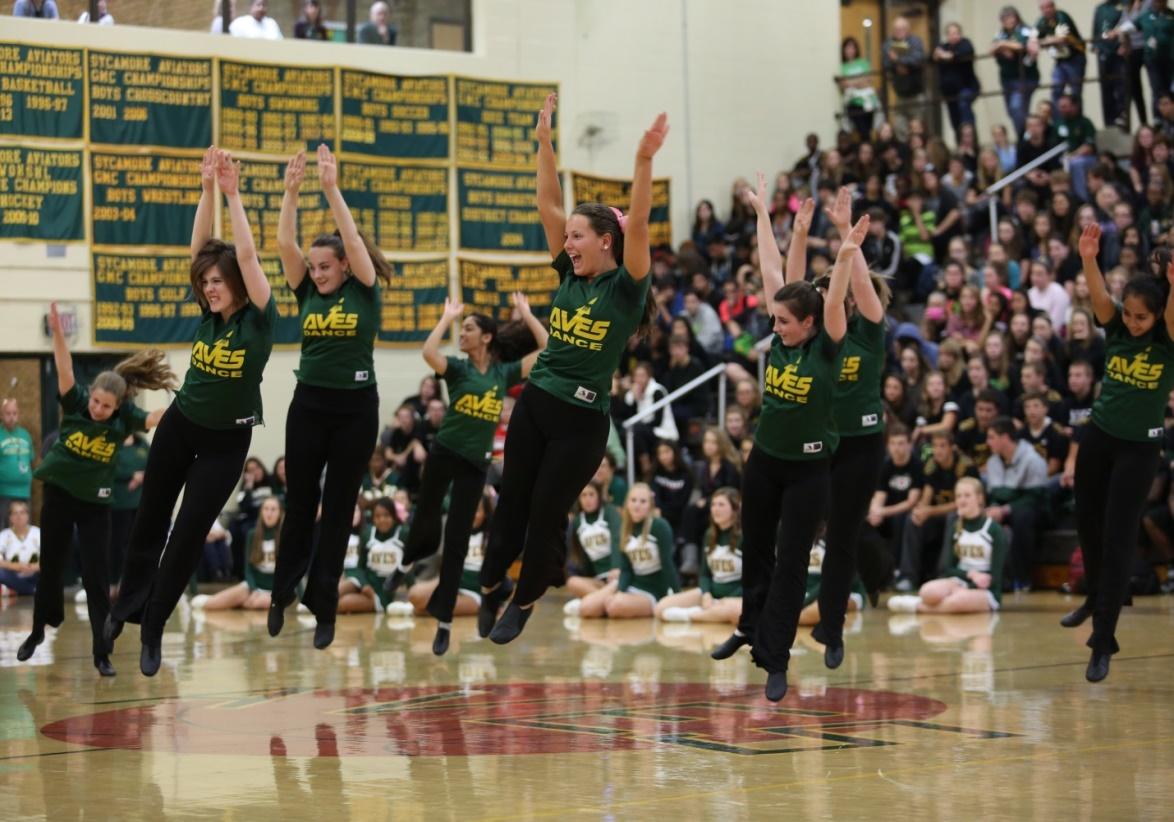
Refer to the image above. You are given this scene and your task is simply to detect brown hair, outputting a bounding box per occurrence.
[249,497,284,567]
[571,202,655,339]
[92,350,179,404]
[190,239,246,312]
[310,230,393,285]
[705,487,741,558]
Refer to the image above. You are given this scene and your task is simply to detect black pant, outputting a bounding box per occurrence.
[480,384,609,606]
[399,443,487,623]
[1147,59,1174,120]
[900,515,947,585]
[109,507,136,583]
[271,383,378,623]
[1127,49,1148,125]
[1006,502,1042,587]
[1074,423,1160,655]
[1099,53,1129,126]
[35,483,111,657]
[737,447,830,674]
[112,405,252,646]
[816,432,885,645]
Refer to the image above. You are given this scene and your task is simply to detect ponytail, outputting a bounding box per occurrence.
[93,349,178,404]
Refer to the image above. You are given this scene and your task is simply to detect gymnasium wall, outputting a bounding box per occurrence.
[0,0,841,463]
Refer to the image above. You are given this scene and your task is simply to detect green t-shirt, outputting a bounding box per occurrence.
[841,58,880,110]
[1056,115,1096,152]
[939,515,1008,604]
[700,527,742,599]
[528,251,650,413]
[293,276,378,390]
[34,384,148,504]
[437,356,523,467]
[755,327,841,460]
[574,505,622,578]
[111,434,150,510]
[1093,2,1126,58]
[1035,10,1085,59]
[176,297,277,430]
[1139,7,1174,63]
[243,525,278,591]
[616,516,679,599]
[1091,307,1174,442]
[833,315,885,437]
[0,425,33,499]
[994,25,1041,83]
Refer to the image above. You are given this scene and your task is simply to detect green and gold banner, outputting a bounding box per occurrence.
[340,159,448,252]
[458,258,559,321]
[0,42,84,140]
[571,172,673,248]
[89,51,212,149]
[379,258,450,345]
[455,78,556,169]
[219,61,335,154]
[0,145,83,242]
[90,150,200,247]
[340,71,449,160]
[457,167,544,252]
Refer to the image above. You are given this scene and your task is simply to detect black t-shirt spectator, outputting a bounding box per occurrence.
[935,37,980,95]
[663,356,709,419]
[879,456,924,508]
[1011,388,1067,422]
[652,466,693,537]
[1019,420,1070,468]
[954,417,993,469]
[1059,393,1095,441]
[922,451,981,508]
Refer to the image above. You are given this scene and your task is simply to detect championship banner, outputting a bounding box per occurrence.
[571,172,673,247]
[458,258,558,321]
[455,78,557,169]
[340,159,448,252]
[378,258,450,345]
[457,167,544,252]
[219,60,335,154]
[0,145,83,242]
[0,42,84,140]
[88,51,213,149]
[237,157,331,254]
[340,70,448,160]
[92,250,201,344]
[90,150,200,247]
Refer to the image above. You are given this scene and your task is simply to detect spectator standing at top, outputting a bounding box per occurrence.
[1118,1,1154,126]
[992,5,1042,137]
[1137,0,1174,121]
[1056,93,1100,200]
[294,0,329,40]
[0,400,33,525]
[230,0,282,39]
[1034,1,1087,108]
[12,0,58,17]
[358,1,397,46]
[78,0,113,24]
[1092,1,1130,128]
[933,22,982,138]
[839,37,882,140]
[210,0,235,33]
[882,16,929,140]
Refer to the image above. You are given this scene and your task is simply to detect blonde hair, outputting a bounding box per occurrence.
[619,482,654,550]
[952,477,986,540]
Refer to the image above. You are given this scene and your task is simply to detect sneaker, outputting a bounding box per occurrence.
[886,594,922,613]
[894,577,914,593]
[190,594,210,610]
[296,602,310,614]
[660,606,693,623]
[385,601,414,616]
[562,599,582,616]
[74,589,88,604]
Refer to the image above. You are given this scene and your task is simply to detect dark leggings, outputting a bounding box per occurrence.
[816,431,886,645]
[35,483,111,657]
[112,405,251,646]
[738,447,830,674]
[1074,423,1160,655]
[480,384,609,607]
[271,383,379,623]
[399,443,487,623]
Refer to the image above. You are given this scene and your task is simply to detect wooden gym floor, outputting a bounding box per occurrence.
[0,591,1172,820]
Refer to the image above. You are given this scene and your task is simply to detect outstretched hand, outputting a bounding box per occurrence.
[48,301,61,335]
[829,186,853,232]
[285,150,306,194]
[636,112,669,160]
[1167,259,1174,291]
[534,93,556,144]
[843,214,870,248]
[200,145,217,190]
[215,149,240,196]
[513,290,533,317]
[442,297,464,322]
[745,171,768,212]
[317,143,338,191]
[793,197,816,234]
[1077,223,1101,258]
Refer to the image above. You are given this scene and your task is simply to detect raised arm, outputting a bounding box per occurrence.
[624,112,669,281]
[825,216,869,343]
[827,186,884,322]
[787,198,816,286]
[48,302,74,396]
[217,150,271,309]
[514,291,549,379]
[534,94,565,259]
[277,150,308,290]
[422,298,462,376]
[318,144,376,287]
[1164,260,1174,340]
[191,145,217,261]
[745,172,784,310]
[1077,224,1115,325]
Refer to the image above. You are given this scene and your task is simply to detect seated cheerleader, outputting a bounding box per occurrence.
[574,483,679,619]
[888,477,1007,614]
[407,490,495,624]
[338,497,408,614]
[799,532,865,626]
[655,487,743,625]
[0,501,40,596]
[564,480,622,599]
[191,496,282,611]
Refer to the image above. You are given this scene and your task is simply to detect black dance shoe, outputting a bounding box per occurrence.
[313,620,335,650]
[94,655,116,677]
[140,642,162,677]
[432,625,450,656]
[477,578,513,638]
[267,599,286,638]
[103,614,124,647]
[1086,651,1111,683]
[710,632,750,660]
[824,643,845,670]
[16,626,44,662]
[489,601,533,645]
[765,671,789,702]
[1060,603,1093,628]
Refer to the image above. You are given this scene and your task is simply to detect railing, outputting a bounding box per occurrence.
[620,363,728,487]
[980,141,1070,239]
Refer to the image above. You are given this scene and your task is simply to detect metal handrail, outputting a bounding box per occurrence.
[621,362,728,487]
[980,141,1069,239]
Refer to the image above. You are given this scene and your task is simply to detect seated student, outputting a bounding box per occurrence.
[865,424,923,568]
[359,448,396,519]
[1011,362,1066,422]
[593,453,628,507]
[342,497,408,614]
[955,389,1002,470]
[1058,359,1096,437]
[1019,392,1070,477]
[983,416,1048,592]
[897,431,980,590]
[565,481,622,598]
[799,531,866,626]
[407,492,495,627]
[192,497,282,611]
[656,488,742,625]
[337,504,371,610]
[0,500,39,596]
[571,484,678,619]
[888,477,1007,613]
